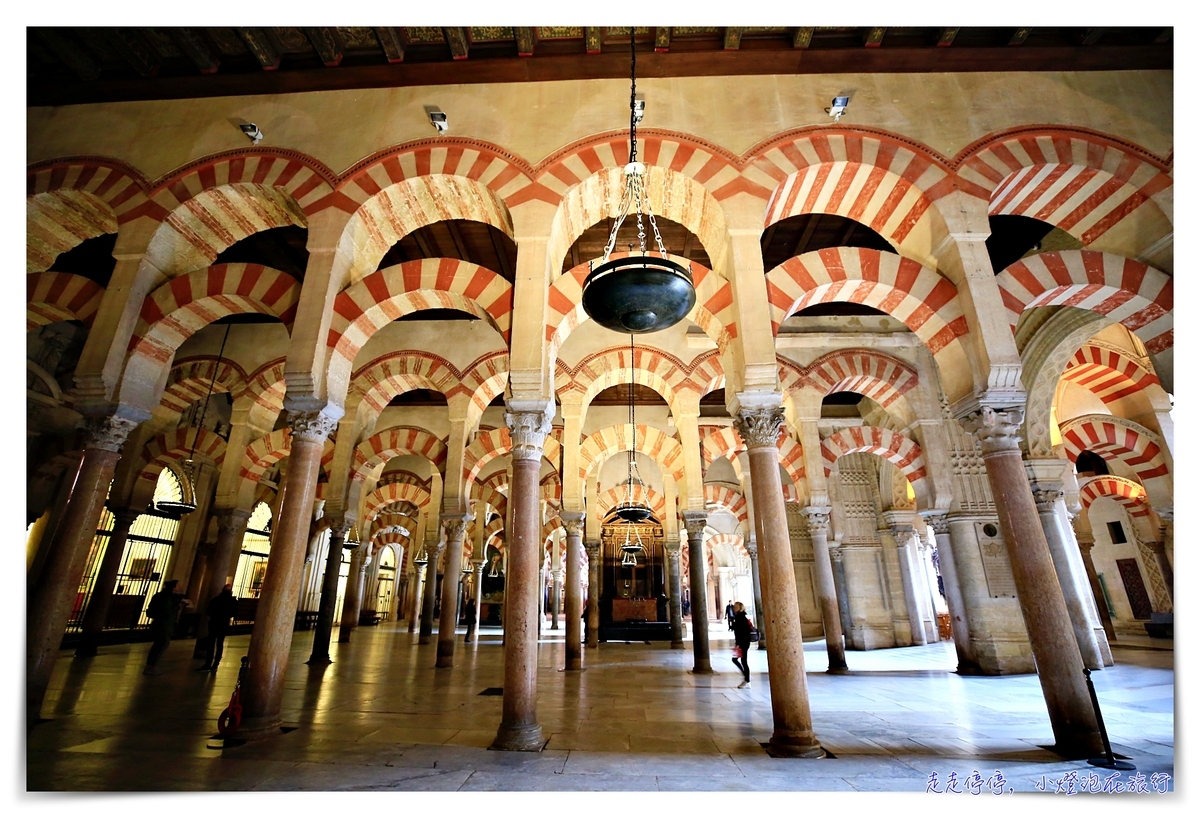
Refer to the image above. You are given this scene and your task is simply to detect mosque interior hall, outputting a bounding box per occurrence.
[25,25,1174,793]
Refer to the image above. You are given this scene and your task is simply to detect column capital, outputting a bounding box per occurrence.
[215,507,252,530]
[287,409,339,444]
[744,538,758,558]
[583,541,602,560]
[83,415,139,453]
[961,407,1024,455]
[882,510,915,541]
[1155,505,1174,523]
[1031,487,1063,514]
[560,510,586,536]
[473,558,487,571]
[680,510,709,533]
[921,512,950,536]
[829,545,843,564]
[550,568,563,581]
[732,405,786,450]
[800,506,831,535]
[107,506,142,528]
[326,517,351,538]
[504,409,553,462]
[440,512,474,542]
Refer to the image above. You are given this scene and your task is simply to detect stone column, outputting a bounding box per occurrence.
[238,410,336,738]
[74,507,140,658]
[734,404,824,758]
[584,541,601,649]
[419,539,445,645]
[561,512,585,669]
[408,564,425,633]
[963,407,1102,758]
[437,513,473,667]
[490,409,551,752]
[28,415,138,727]
[886,516,928,646]
[829,546,853,646]
[680,510,713,674]
[473,559,486,625]
[307,521,347,664]
[923,513,979,672]
[550,567,562,630]
[745,539,767,647]
[338,545,368,642]
[1031,486,1105,671]
[1075,533,1116,642]
[663,536,685,649]
[801,507,847,672]
[196,509,251,646]
[1147,535,1173,602]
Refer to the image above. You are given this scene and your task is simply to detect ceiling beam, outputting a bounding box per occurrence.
[111,29,160,77]
[584,27,602,54]
[654,28,671,53]
[937,28,959,47]
[305,28,344,67]
[443,28,470,60]
[487,228,514,280]
[411,229,437,260]
[792,28,814,49]
[515,27,537,56]
[723,28,742,50]
[375,27,405,63]
[793,215,822,259]
[444,220,471,260]
[864,28,887,48]
[1009,28,1032,45]
[1080,28,1105,46]
[172,28,220,74]
[236,28,281,70]
[34,29,99,81]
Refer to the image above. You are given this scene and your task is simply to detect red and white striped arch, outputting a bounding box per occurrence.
[131,427,227,507]
[350,350,459,419]
[958,128,1173,255]
[700,425,746,469]
[336,174,515,289]
[364,481,432,521]
[485,516,506,550]
[545,257,736,362]
[239,359,287,427]
[1059,414,1169,482]
[475,484,508,521]
[1078,475,1151,519]
[598,486,667,522]
[457,353,509,429]
[352,426,448,481]
[579,424,685,484]
[239,429,293,485]
[704,484,748,525]
[561,344,692,416]
[160,357,248,417]
[777,436,807,488]
[462,427,563,488]
[1064,344,1161,405]
[27,272,105,331]
[326,258,513,397]
[802,348,920,409]
[683,350,726,397]
[707,532,750,560]
[998,251,1172,355]
[541,472,562,508]
[821,426,928,488]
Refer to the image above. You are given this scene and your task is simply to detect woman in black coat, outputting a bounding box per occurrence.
[730,602,754,688]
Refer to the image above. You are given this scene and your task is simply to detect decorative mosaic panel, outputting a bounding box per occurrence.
[536,27,583,39]
[404,27,446,44]
[143,29,182,58]
[672,27,720,35]
[469,27,514,42]
[605,27,653,36]
[273,27,312,53]
[207,28,248,56]
[743,27,790,34]
[337,27,380,50]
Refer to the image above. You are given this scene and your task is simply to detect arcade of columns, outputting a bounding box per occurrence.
[26,72,1173,760]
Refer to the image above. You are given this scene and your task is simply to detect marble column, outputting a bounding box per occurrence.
[963,407,1102,758]
[887,517,928,646]
[408,564,425,633]
[734,404,824,758]
[584,541,601,649]
[680,510,713,674]
[28,462,80,593]
[1075,533,1116,642]
[28,415,138,727]
[419,539,445,645]
[195,509,251,647]
[663,536,685,649]
[490,409,550,752]
[923,513,979,672]
[550,568,562,630]
[238,410,337,738]
[829,546,853,646]
[74,507,140,658]
[307,522,347,664]
[473,559,486,625]
[338,545,368,642]
[437,513,473,667]
[562,512,585,669]
[745,539,767,649]
[801,507,847,672]
[1031,487,1105,671]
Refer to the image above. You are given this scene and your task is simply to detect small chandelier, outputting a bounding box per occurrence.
[580,31,696,335]
[614,335,654,524]
[414,548,429,567]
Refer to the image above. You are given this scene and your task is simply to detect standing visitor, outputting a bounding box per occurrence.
[725,601,735,630]
[730,602,754,689]
[198,583,238,672]
[464,597,478,643]
[143,579,185,675]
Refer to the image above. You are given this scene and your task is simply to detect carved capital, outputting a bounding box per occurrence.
[287,410,338,444]
[961,407,1024,455]
[473,559,487,572]
[923,513,950,536]
[663,538,683,558]
[83,415,139,453]
[215,507,252,533]
[1155,505,1174,523]
[733,406,786,449]
[561,510,586,537]
[680,510,709,535]
[505,410,552,462]
[744,538,758,558]
[325,516,351,539]
[584,542,602,560]
[829,545,843,564]
[440,512,474,542]
[1031,487,1063,514]
[801,506,831,535]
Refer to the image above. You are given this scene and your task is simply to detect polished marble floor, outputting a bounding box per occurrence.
[27,621,1174,792]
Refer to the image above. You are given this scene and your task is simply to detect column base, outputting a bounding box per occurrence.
[689,667,714,675]
[232,714,285,742]
[670,640,684,649]
[767,732,827,759]
[565,658,582,671]
[489,722,545,752]
[305,656,332,666]
[435,647,455,668]
[1046,733,1106,761]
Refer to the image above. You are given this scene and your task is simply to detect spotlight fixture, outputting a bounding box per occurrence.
[425,106,448,134]
[825,95,851,122]
[580,32,696,335]
[239,122,263,144]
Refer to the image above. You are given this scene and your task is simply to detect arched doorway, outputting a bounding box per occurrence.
[598,510,668,640]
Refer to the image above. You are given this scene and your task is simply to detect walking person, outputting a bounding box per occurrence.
[725,601,735,631]
[198,583,238,672]
[730,602,754,689]
[143,579,186,675]
[464,597,477,643]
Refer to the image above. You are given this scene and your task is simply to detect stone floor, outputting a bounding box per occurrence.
[26,621,1175,793]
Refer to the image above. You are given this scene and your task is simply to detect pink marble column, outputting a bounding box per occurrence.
[922,513,980,673]
[338,545,368,643]
[418,539,444,645]
[964,407,1102,758]
[308,521,347,664]
[562,512,585,669]
[490,409,550,751]
[28,415,138,728]
[745,538,767,649]
[237,410,337,738]
[408,564,425,633]
[584,541,601,649]
[734,404,824,758]
[801,508,847,672]
[437,513,473,667]
[74,507,140,658]
[680,511,713,673]
[663,537,685,649]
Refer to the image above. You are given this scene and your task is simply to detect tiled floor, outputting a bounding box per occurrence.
[27,621,1175,792]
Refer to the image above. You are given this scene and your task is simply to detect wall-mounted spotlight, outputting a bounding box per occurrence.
[825,95,851,122]
[239,122,263,144]
[425,106,448,134]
